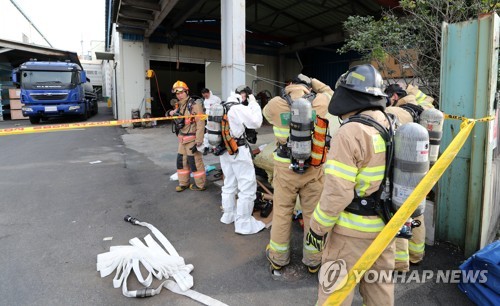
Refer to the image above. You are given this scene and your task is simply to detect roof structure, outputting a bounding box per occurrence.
[0,38,81,69]
[106,0,399,54]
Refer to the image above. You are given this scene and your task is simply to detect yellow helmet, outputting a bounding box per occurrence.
[171,80,189,93]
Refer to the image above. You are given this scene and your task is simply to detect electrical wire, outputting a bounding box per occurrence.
[153,72,168,113]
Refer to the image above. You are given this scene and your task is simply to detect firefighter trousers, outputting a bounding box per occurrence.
[177,141,206,188]
[317,232,395,306]
[267,165,324,267]
[395,214,425,272]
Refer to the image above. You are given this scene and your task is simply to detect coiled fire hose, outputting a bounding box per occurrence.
[96,215,228,305]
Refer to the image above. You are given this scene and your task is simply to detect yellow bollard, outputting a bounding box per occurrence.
[107,98,111,108]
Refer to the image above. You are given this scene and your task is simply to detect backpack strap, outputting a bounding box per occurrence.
[342,112,395,223]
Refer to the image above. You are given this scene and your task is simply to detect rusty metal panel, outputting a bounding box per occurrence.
[438,13,499,257]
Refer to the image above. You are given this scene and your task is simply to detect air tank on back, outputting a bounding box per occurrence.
[419,108,444,166]
[290,97,313,172]
[207,103,224,146]
[290,97,313,160]
[392,122,430,217]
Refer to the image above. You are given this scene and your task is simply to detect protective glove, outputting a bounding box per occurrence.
[247,94,257,105]
[305,229,327,252]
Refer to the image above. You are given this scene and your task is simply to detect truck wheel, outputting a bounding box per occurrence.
[92,101,98,115]
[80,105,89,121]
[29,116,40,124]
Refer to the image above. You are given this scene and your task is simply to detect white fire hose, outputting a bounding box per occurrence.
[97,215,228,306]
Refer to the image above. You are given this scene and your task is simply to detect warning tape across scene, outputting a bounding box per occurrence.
[324,115,494,306]
[0,114,208,136]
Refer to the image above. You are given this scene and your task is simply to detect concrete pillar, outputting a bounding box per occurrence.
[221,0,246,100]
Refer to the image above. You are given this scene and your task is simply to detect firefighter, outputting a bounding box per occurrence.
[263,74,333,273]
[307,64,395,305]
[219,93,265,235]
[385,84,428,272]
[168,80,206,191]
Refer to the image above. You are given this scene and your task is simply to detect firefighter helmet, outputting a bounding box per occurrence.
[337,64,386,97]
[172,80,189,93]
[329,64,387,116]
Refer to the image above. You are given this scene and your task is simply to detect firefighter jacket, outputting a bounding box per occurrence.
[309,110,391,239]
[386,95,419,125]
[406,84,435,109]
[227,95,263,138]
[177,96,205,144]
[263,80,332,167]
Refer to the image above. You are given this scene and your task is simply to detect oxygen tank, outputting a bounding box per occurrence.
[419,108,444,166]
[392,123,430,217]
[290,97,313,165]
[207,103,224,146]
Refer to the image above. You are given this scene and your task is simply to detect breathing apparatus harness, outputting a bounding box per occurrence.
[278,92,330,174]
[171,96,200,136]
[341,111,420,239]
[211,101,248,156]
[399,103,424,123]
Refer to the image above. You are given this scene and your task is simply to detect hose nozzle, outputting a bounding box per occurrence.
[135,287,154,297]
[124,215,140,225]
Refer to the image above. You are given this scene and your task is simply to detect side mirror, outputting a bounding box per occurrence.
[11,69,18,84]
[80,71,86,83]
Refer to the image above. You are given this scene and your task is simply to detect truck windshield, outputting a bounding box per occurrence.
[21,71,77,89]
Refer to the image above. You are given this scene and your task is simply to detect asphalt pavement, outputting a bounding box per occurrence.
[0,102,475,306]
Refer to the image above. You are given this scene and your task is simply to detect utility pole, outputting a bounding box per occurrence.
[9,0,53,48]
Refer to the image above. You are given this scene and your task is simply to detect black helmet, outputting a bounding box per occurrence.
[235,85,252,95]
[337,64,387,97]
[384,84,407,98]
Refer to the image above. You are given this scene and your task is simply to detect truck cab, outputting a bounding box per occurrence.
[12,60,98,124]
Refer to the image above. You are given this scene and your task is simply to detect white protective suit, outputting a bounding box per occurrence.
[203,91,222,148]
[220,93,265,235]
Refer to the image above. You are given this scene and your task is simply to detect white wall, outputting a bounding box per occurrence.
[115,39,145,121]
[149,43,303,99]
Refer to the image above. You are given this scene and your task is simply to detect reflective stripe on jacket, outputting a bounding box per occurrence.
[309,110,390,239]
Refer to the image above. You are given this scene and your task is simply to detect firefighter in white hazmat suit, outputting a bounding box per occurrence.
[219,93,265,235]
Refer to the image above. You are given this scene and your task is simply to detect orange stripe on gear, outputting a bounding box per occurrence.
[177,169,190,175]
[193,170,205,178]
[310,115,329,166]
[221,114,238,155]
[182,135,196,142]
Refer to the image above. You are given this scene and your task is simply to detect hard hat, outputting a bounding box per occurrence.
[337,64,387,97]
[292,73,312,88]
[172,80,189,93]
[235,85,252,95]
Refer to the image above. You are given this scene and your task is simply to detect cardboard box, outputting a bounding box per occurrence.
[9,89,21,99]
[10,109,28,120]
[10,99,23,110]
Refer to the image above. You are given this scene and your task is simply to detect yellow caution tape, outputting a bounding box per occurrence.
[324,114,493,306]
[444,113,495,123]
[0,114,207,136]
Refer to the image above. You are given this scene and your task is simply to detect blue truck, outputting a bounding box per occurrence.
[12,60,98,124]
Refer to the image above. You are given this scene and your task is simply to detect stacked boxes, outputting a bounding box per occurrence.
[9,89,27,120]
